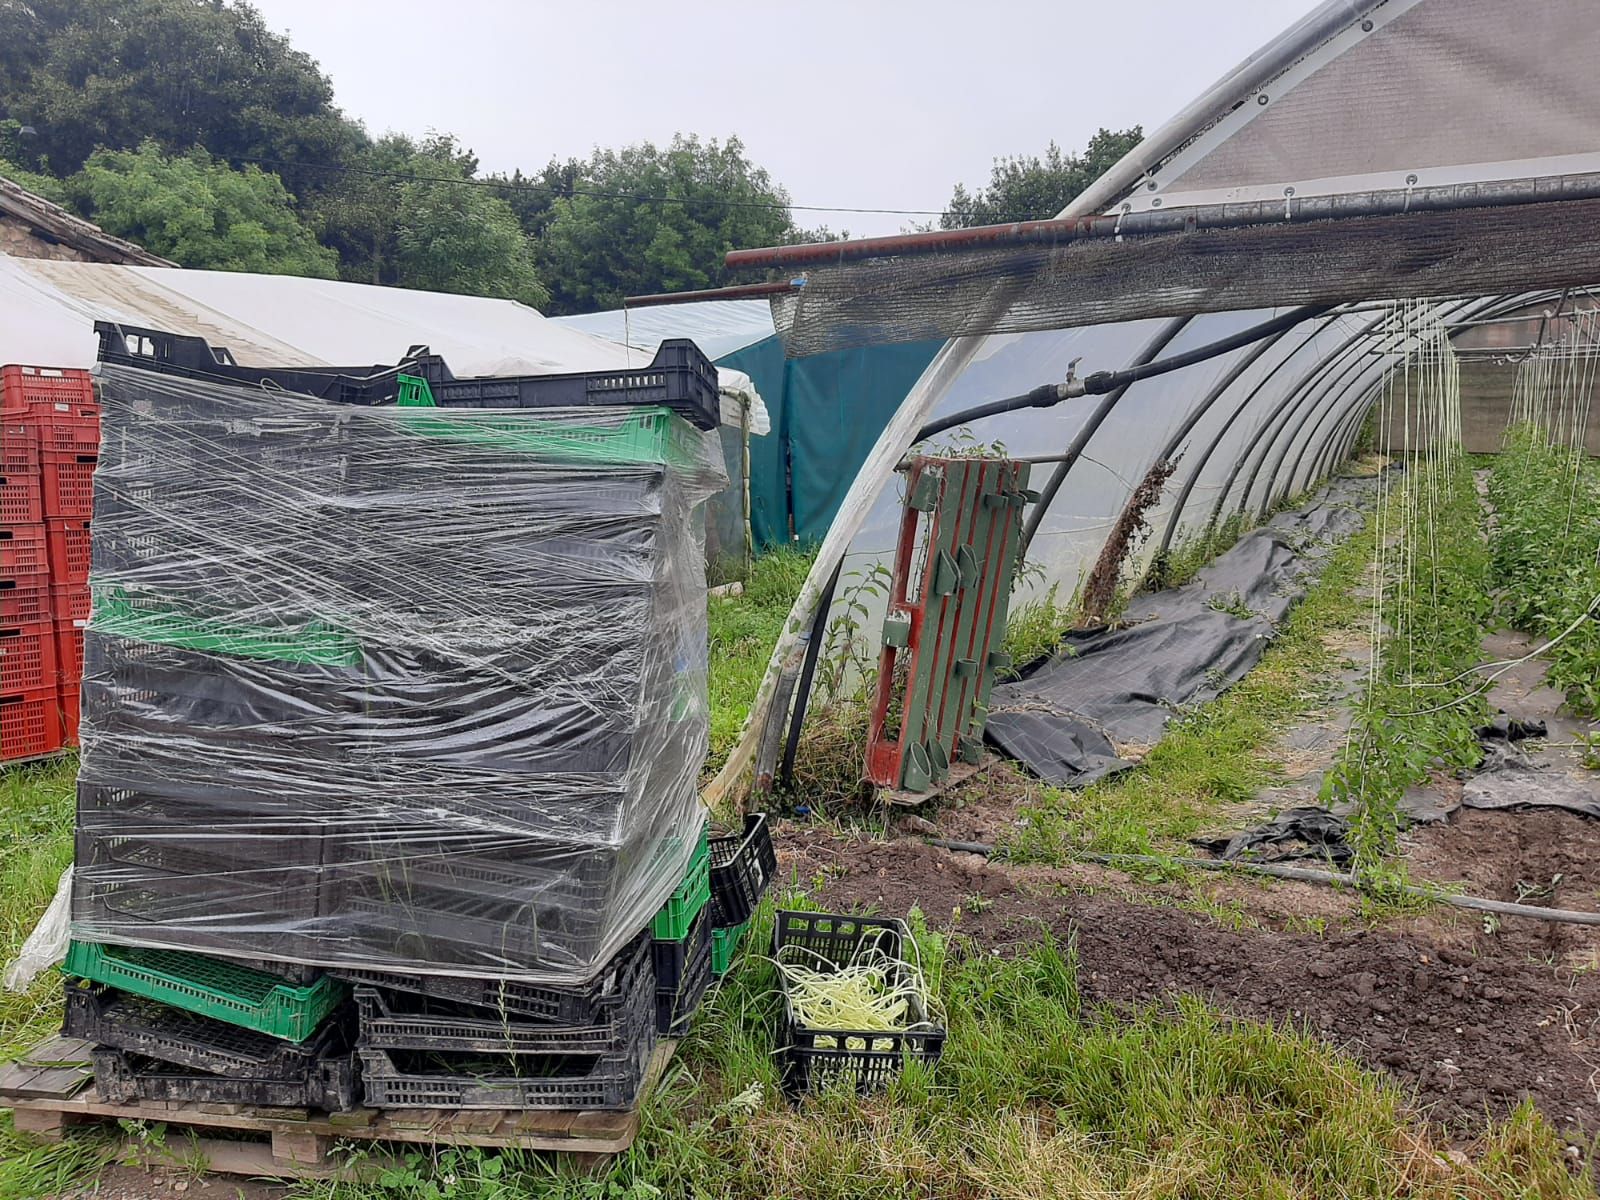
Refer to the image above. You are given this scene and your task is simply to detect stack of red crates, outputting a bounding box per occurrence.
[1,365,98,762]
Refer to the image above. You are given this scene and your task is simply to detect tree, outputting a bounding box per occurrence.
[393,162,546,308]
[940,128,1143,229]
[532,135,797,314]
[0,0,365,196]
[306,134,545,305]
[71,141,338,276]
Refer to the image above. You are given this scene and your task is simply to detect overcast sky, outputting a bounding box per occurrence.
[249,0,1324,237]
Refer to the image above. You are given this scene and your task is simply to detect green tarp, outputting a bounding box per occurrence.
[718,336,943,547]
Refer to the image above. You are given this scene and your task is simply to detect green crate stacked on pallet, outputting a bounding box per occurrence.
[62,941,345,1044]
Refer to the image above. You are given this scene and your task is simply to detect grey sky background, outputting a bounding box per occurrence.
[249,0,1324,238]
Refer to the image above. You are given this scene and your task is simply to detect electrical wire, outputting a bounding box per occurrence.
[233,155,956,219]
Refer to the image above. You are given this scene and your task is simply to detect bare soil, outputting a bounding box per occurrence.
[775,826,1600,1141]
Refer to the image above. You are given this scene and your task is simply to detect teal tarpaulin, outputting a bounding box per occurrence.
[718,336,943,547]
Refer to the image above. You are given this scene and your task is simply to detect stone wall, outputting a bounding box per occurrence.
[0,213,93,262]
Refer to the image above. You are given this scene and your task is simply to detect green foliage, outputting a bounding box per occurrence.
[283,912,1588,1199]
[706,548,817,772]
[392,154,547,308]
[0,0,361,194]
[940,128,1143,228]
[533,135,798,314]
[1487,426,1600,716]
[71,141,338,276]
[1325,458,1491,867]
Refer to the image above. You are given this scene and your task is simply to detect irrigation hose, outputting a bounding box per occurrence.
[922,839,1600,928]
[910,304,1333,447]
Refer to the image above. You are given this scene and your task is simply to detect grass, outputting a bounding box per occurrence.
[0,758,76,1063]
[267,903,1589,1199]
[705,547,816,771]
[1005,509,1377,861]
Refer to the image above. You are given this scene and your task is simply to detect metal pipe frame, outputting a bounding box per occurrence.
[1151,310,1346,558]
[1018,316,1190,554]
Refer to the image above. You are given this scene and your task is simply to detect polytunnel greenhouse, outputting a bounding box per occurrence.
[704,0,1600,800]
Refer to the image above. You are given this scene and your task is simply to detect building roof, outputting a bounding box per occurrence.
[0,174,173,267]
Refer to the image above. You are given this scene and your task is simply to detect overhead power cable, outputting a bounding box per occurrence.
[233,155,954,218]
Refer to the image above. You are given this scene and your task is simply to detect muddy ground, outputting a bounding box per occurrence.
[778,827,1600,1141]
[774,626,1600,1146]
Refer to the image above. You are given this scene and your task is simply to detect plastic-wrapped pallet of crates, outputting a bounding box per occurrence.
[70,359,726,985]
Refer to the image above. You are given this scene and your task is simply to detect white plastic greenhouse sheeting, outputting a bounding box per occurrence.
[704,0,1600,800]
[0,257,637,375]
[0,257,769,429]
[553,299,774,361]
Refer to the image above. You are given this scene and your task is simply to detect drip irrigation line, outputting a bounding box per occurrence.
[921,840,1600,927]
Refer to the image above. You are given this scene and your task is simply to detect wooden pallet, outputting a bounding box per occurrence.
[1,1035,674,1180]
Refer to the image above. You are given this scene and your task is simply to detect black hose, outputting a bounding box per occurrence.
[914,382,1065,444]
[1075,304,1334,397]
[913,304,1332,448]
[779,559,843,790]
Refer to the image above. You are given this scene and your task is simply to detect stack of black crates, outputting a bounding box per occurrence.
[61,325,772,1112]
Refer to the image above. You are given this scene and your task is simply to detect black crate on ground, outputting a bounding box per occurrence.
[331,931,651,1026]
[63,980,350,1084]
[709,813,776,929]
[654,906,713,1036]
[353,937,654,1057]
[356,1036,651,1111]
[772,910,946,1096]
[90,1047,356,1111]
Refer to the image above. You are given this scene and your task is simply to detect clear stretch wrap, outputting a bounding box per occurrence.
[69,363,725,983]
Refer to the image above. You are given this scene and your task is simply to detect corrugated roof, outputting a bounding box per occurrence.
[0,175,173,267]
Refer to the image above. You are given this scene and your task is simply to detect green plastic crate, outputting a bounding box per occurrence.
[398,406,702,469]
[90,587,360,667]
[62,942,345,1044]
[651,829,711,942]
[711,920,749,977]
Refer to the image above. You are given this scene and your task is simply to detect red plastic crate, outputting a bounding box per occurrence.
[54,618,84,683]
[44,518,91,584]
[0,686,65,760]
[51,583,90,624]
[0,621,58,692]
[28,415,99,456]
[0,366,95,416]
[41,449,97,518]
[1,522,49,579]
[2,424,42,524]
[60,682,80,745]
[0,580,50,625]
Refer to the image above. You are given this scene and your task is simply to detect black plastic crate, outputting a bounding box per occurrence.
[709,813,776,929]
[651,902,712,998]
[91,1046,356,1111]
[353,938,653,1056]
[772,910,946,1096]
[331,930,650,1026]
[356,1039,650,1111]
[95,322,423,406]
[654,907,713,1036]
[63,980,349,1082]
[423,341,719,430]
[95,322,721,429]
[322,834,617,973]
